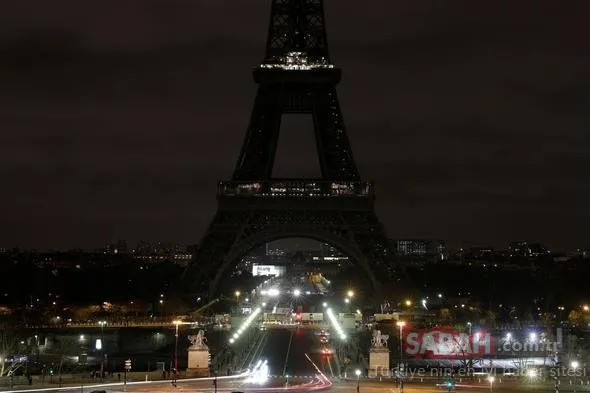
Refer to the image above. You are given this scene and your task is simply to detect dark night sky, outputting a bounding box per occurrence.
[1,0,589,250]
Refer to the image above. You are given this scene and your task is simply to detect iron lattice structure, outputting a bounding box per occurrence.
[183,0,398,296]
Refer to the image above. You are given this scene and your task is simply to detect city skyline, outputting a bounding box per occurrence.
[1,0,589,249]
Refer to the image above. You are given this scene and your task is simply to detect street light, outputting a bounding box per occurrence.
[355,369,361,393]
[396,321,406,365]
[487,376,495,392]
[347,290,354,298]
[571,361,579,393]
[98,321,106,381]
[173,320,182,373]
[235,291,241,303]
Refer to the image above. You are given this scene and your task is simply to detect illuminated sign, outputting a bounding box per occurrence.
[404,327,495,358]
[252,265,286,277]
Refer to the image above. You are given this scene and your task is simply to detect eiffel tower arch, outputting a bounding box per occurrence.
[183,0,398,296]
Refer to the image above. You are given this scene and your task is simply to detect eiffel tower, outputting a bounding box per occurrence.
[183,0,397,296]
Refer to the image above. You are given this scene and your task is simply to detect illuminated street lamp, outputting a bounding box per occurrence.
[583,305,589,312]
[529,332,537,343]
[98,320,106,381]
[173,320,182,374]
[355,369,361,393]
[487,376,495,392]
[404,300,412,307]
[572,361,580,393]
[293,289,301,297]
[396,321,406,364]
[347,290,354,298]
[235,291,241,303]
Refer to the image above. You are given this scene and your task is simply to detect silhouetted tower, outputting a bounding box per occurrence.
[183,0,398,296]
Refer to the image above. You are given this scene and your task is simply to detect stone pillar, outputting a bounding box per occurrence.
[186,331,210,377]
[187,348,210,377]
[368,330,390,378]
[368,347,390,378]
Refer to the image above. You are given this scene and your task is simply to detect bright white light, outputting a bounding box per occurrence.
[571,361,580,369]
[421,299,428,310]
[355,369,361,376]
[488,376,495,383]
[305,291,311,295]
[293,289,301,297]
[505,333,512,341]
[229,307,262,344]
[326,308,346,341]
[344,298,350,303]
[95,338,102,350]
[437,293,443,298]
[245,359,269,385]
[527,369,538,378]
[529,332,537,342]
[322,302,328,308]
[267,288,280,297]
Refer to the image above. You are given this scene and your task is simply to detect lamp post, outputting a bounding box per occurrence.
[235,291,241,303]
[396,321,406,365]
[98,321,106,381]
[173,320,182,373]
[355,369,361,393]
[571,361,579,393]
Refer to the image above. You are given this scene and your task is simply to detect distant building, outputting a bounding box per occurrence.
[508,241,549,258]
[508,241,529,257]
[396,239,447,261]
[132,241,192,266]
[103,240,128,254]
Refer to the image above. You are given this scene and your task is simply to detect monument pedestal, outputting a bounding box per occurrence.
[368,348,390,378]
[186,349,210,377]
